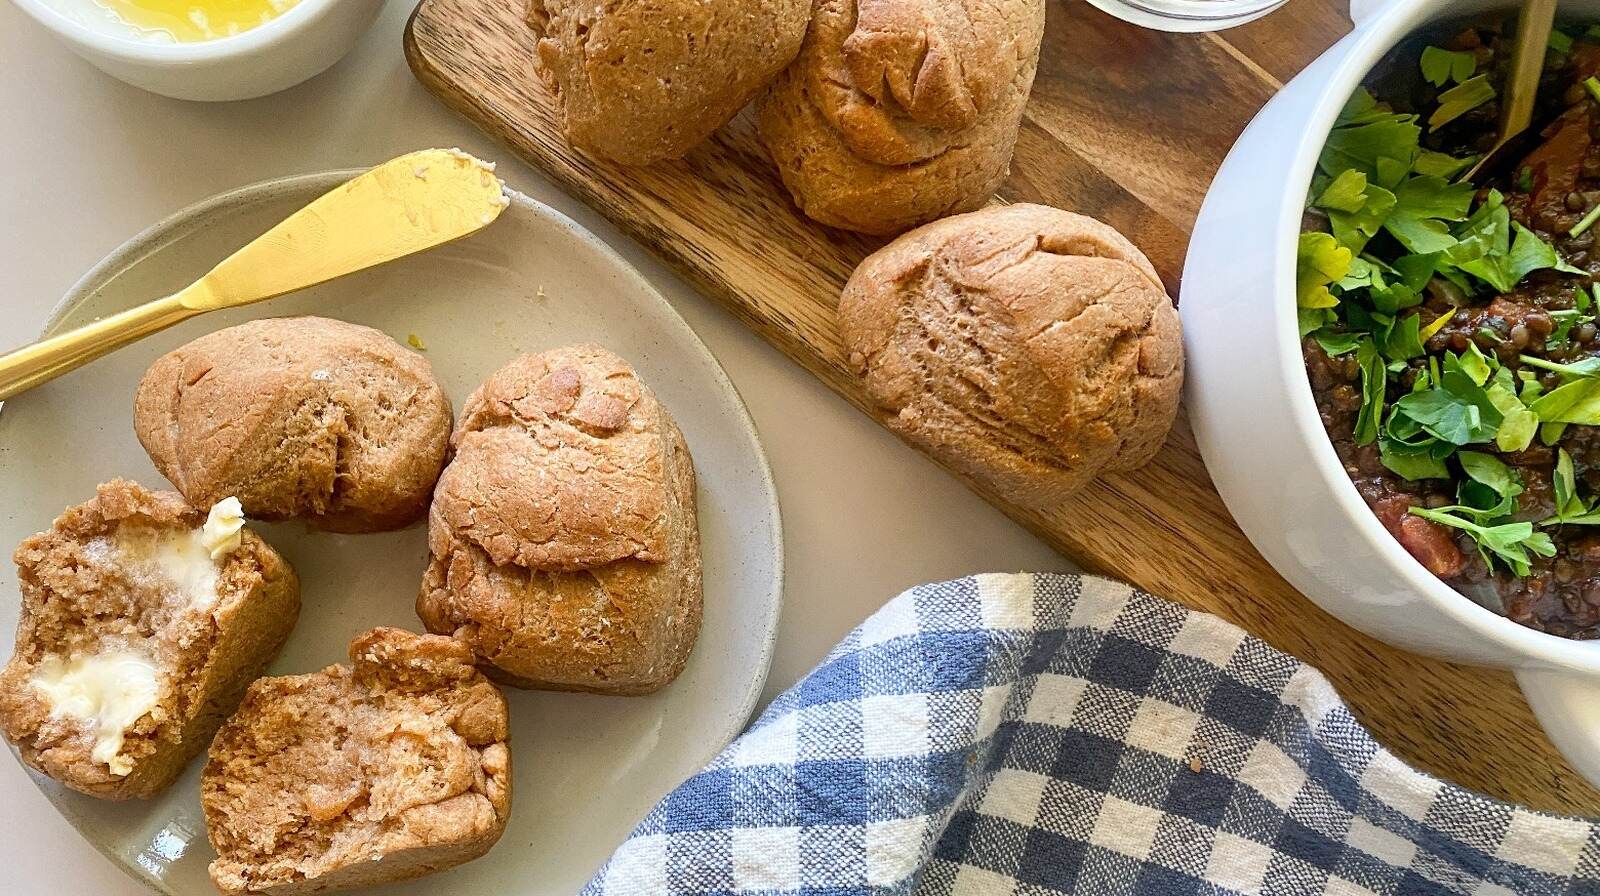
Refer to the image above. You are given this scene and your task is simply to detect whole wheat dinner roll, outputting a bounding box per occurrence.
[838,204,1184,507]
[755,0,1045,235]
[0,480,299,800]
[203,627,510,895]
[526,0,809,165]
[417,344,701,695]
[134,317,453,533]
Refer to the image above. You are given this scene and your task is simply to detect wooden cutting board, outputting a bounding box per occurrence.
[404,0,1600,813]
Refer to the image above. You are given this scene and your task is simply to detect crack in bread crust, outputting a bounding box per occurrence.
[203,628,511,896]
[0,480,300,800]
[133,316,453,534]
[838,204,1184,508]
[417,345,703,695]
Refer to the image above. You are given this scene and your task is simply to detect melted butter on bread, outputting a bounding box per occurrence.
[30,652,162,776]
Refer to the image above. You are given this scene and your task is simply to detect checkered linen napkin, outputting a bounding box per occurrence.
[581,573,1600,896]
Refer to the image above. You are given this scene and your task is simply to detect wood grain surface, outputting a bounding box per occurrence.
[404,0,1600,813]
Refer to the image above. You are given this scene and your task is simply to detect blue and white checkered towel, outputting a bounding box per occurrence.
[582,574,1600,895]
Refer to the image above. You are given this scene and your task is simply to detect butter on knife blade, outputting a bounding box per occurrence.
[178,148,510,312]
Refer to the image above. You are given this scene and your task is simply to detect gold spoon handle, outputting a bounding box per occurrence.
[0,296,194,401]
[1457,0,1559,184]
[1502,0,1559,140]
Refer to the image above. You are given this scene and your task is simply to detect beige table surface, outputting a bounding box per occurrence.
[0,1,1069,889]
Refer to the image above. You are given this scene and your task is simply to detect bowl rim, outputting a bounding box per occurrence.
[8,0,338,63]
[1279,0,1600,673]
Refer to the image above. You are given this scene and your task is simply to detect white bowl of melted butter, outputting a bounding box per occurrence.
[11,0,385,100]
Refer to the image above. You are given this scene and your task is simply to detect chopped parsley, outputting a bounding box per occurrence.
[1300,40,1600,577]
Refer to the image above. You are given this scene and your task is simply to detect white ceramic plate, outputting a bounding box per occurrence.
[0,171,784,894]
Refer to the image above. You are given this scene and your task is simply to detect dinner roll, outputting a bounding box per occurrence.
[527,0,809,165]
[204,628,510,895]
[134,317,453,533]
[0,480,299,800]
[755,0,1044,235]
[417,344,701,695]
[838,204,1184,507]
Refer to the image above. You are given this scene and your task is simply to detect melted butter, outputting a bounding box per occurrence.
[95,0,299,42]
[114,525,221,610]
[103,497,245,612]
[31,652,162,776]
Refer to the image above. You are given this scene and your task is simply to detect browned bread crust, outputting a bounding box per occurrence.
[755,0,1045,235]
[0,480,299,799]
[417,344,702,695]
[838,204,1184,507]
[203,628,511,896]
[133,316,453,533]
[527,0,809,165]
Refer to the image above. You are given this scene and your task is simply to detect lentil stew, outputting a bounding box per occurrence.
[1300,17,1600,639]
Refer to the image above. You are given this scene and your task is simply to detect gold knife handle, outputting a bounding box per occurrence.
[0,295,195,402]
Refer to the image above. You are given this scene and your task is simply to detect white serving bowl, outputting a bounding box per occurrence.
[8,0,385,101]
[1182,0,1600,788]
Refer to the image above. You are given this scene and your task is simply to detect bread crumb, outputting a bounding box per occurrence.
[1188,756,1203,773]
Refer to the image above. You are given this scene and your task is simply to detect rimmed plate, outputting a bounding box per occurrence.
[0,171,784,894]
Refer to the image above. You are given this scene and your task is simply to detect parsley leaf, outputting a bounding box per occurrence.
[1382,312,1426,360]
[1415,150,1473,179]
[1508,223,1584,281]
[1409,506,1555,575]
[1430,75,1496,130]
[1530,377,1600,424]
[1355,337,1386,445]
[1319,173,1398,253]
[1548,448,1590,522]
[1391,352,1504,444]
[1297,233,1351,309]
[1381,440,1451,480]
[1421,46,1477,87]
[1458,450,1523,501]
[1486,374,1538,453]
[1395,175,1476,221]
[1313,330,1361,356]
[1458,342,1493,386]
[1315,169,1370,212]
[1320,98,1423,181]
